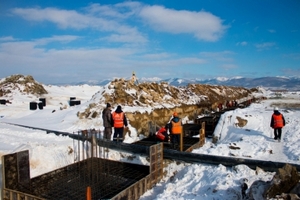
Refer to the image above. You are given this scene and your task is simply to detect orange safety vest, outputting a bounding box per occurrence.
[112,112,124,128]
[171,120,182,134]
[272,114,284,128]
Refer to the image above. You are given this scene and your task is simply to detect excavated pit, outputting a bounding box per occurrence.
[2,151,151,200]
[2,135,164,200]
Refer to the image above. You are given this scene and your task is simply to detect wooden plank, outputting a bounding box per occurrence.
[2,188,45,200]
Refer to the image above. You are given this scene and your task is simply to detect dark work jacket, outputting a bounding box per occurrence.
[102,107,112,128]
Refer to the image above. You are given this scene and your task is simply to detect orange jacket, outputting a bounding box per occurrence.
[112,112,124,128]
[171,120,182,134]
[271,113,284,128]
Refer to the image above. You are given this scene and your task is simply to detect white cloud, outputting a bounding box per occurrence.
[12,7,90,29]
[138,5,228,41]
[0,37,208,83]
[0,41,41,56]
[141,53,172,59]
[101,33,147,43]
[10,3,228,44]
[85,2,141,19]
[255,42,276,51]
[0,36,15,42]
[35,35,80,45]
[11,7,145,43]
[236,41,247,46]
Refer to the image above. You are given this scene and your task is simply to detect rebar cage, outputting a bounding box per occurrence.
[2,130,164,200]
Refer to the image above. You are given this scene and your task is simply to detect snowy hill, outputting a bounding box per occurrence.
[0,74,256,134]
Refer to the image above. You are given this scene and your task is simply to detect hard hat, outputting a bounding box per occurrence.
[274,107,279,111]
[173,112,178,117]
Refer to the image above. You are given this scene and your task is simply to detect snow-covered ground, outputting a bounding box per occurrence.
[1,86,300,199]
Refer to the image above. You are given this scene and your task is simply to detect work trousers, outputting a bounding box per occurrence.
[113,127,124,142]
[274,128,282,140]
[171,134,180,145]
[104,127,112,140]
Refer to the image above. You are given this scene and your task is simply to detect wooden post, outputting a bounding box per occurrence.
[180,129,183,151]
[199,122,206,147]
[86,186,91,200]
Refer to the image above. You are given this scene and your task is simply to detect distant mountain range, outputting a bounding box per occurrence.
[54,77,300,91]
[161,77,300,90]
[72,76,300,90]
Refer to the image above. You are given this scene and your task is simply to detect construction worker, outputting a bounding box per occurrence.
[155,125,170,142]
[102,103,113,140]
[168,112,182,149]
[270,107,285,142]
[112,105,128,142]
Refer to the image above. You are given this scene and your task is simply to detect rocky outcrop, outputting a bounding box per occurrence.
[247,164,300,199]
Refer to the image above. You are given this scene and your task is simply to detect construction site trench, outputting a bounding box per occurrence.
[2,98,300,199]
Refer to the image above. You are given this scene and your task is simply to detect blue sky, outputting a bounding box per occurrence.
[1,0,300,84]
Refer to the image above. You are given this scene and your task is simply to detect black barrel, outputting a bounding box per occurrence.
[70,100,76,106]
[70,100,81,106]
[0,99,6,105]
[29,102,37,110]
[38,102,43,110]
[70,97,76,106]
[39,98,46,107]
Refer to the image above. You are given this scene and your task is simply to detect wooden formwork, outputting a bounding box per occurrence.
[184,122,206,152]
[2,188,45,200]
[194,116,218,137]
[1,143,164,200]
[1,150,45,200]
[149,143,163,185]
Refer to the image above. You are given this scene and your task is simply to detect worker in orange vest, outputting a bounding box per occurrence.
[168,112,182,149]
[270,107,285,142]
[112,105,128,142]
[155,125,170,142]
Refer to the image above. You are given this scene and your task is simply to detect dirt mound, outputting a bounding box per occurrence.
[80,78,254,135]
[0,74,47,97]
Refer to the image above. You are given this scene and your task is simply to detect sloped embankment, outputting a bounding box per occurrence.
[81,79,253,135]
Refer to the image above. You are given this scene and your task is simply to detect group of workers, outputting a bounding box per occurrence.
[102,102,286,147]
[102,103,128,142]
[102,102,182,148]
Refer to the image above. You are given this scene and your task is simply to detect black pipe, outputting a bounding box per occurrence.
[94,139,300,172]
[4,122,300,172]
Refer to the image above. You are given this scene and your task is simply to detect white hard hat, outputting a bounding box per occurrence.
[274,107,279,111]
